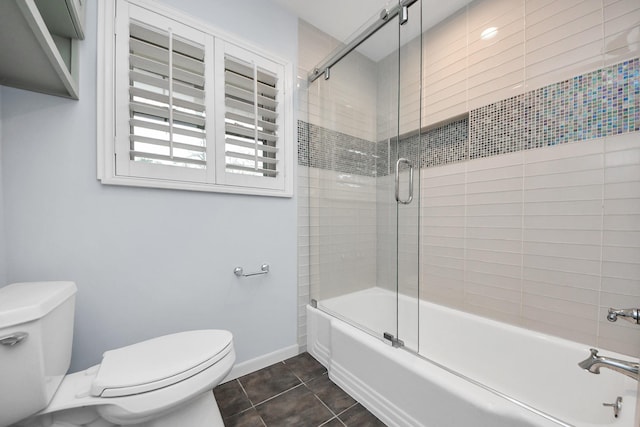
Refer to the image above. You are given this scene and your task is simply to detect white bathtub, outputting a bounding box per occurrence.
[307,287,638,427]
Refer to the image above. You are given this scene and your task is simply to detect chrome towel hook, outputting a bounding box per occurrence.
[234,264,269,277]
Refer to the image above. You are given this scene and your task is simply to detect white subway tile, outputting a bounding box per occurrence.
[525,0,591,29]
[466,202,523,216]
[466,214,522,228]
[604,0,640,64]
[526,254,601,277]
[523,228,602,245]
[526,138,603,159]
[423,225,466,238]
[466,259,522,278]
[597,321,640,357]
[604,198,640,215]
[601,276,640,297]
[603,245,640,264]
[524,169,604,189]
[602,260,640,281]
[467,225,522,240]
[525,200,602,216]
[467,237,522,252]
[523,266,601,289]
[467,177,523,194]
[605,182,640,199]
[465,294,522,323]
[525,155,603,177]
[523,292,597,320]
[526,9,601,53]
[468,69,525,110]
[466,281,522,303]
[523,214,602,230]
[466,248,522,265]
[605,165,640,184]
[523,241,601,260]
[603,214,640,231]
[467,189,523,205]
[523,279,599,304]
[524,185,603,203]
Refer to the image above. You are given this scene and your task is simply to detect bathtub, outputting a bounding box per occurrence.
[307,287,638,427]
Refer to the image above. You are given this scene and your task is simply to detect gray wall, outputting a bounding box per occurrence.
[0,0,298,372]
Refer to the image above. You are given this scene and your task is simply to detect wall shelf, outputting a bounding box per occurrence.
[0,0,85,99]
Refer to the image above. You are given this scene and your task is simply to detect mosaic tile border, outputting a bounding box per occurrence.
[469,58,640,158]
[297,121,378,177]
[299,58,640,175]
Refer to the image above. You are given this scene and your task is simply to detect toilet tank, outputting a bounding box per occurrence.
[0,281,77,427]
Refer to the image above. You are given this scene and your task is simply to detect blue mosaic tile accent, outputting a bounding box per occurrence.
[300,58,639,175]
[470,58,640,157]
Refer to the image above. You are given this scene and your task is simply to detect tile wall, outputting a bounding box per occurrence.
[377,0,640,138]
[421,134,640,355]
[298,0,640,356]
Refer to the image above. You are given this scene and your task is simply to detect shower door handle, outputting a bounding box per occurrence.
[395,158,413,205]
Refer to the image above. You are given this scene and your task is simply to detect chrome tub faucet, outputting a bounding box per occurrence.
[578,348,639,381]
[606,307,640,324]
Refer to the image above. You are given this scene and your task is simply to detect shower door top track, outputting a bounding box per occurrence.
[307,0,418,83]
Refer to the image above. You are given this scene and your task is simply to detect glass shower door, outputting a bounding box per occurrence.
[308,1,422,352]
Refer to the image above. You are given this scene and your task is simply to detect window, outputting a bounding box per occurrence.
[97,0,293,196]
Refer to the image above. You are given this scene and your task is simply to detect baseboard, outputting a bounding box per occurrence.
[222,344,300,382]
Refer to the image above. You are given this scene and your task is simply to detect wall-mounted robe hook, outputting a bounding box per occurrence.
[234,264,269,277]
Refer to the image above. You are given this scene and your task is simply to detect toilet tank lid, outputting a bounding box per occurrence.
[0,281,77,329]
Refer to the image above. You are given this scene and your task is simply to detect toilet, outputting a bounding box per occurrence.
[0,281,235,427]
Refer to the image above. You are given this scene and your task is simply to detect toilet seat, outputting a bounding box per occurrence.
[39,329,235,426]
[92,330,233,397]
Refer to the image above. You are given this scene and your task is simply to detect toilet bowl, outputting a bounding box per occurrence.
[0,281,235,427]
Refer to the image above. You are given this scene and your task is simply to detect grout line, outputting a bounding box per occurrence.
[253,382,306,407]
[335,402,359,418]
[236,378,251,401]
[318,416,347,427]
[313,394,340,424]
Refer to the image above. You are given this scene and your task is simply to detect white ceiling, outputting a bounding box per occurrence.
[273,0,472,61]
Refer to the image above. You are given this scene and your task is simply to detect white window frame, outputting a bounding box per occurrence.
[97,0,294,197]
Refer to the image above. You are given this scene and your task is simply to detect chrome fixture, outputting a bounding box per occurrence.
[234,263,269,277]
[0,332,28,346]
[607,307,639,324]
[383,332,404,348]
[308,0,419,82]
[603,396,623,418]
[578,348,639,381]
[400,5,409,25]
[395,158,414,204]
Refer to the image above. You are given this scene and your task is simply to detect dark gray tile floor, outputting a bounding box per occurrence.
[214,352,386,427]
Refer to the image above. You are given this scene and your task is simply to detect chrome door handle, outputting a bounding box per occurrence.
[0,332,28,346]
[395,158,413,205]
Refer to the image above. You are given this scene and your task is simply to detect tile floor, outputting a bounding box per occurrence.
[213,352,386,426]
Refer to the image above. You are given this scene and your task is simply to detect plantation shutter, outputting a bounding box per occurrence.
[115,4,214,183]
[215,41,286,190]
[105,1,292,195]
